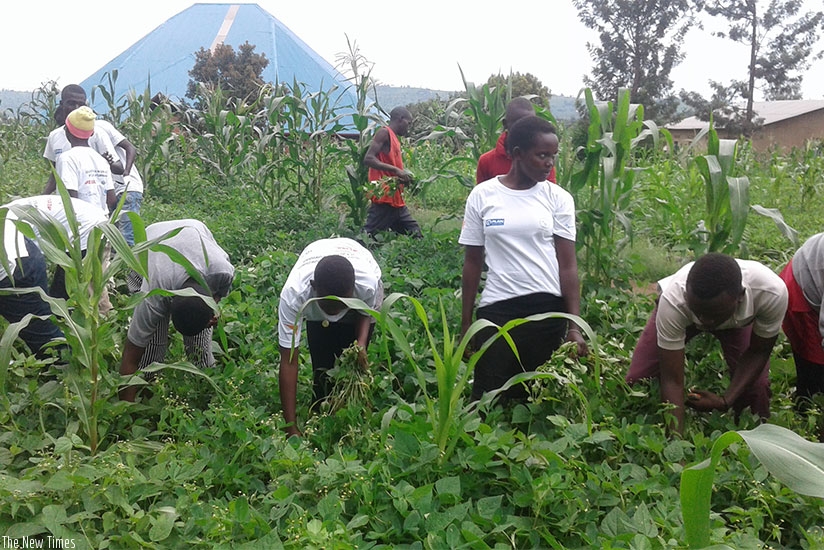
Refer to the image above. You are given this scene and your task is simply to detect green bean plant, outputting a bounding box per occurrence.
[378,293,596,462]
[681,423,824,549]
[299,290,594,463]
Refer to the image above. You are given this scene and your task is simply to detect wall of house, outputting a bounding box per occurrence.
[751,110,824,152]
[668,110,824,153]
[669,128,706,152]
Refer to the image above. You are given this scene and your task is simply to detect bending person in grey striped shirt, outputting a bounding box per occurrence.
[119,219,235,402]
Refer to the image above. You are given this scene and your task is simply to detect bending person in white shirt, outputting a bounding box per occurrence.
[627,253,788,434]
[278,238,383,436]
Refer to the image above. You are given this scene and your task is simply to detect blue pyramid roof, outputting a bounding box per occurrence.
[80,3,358,116]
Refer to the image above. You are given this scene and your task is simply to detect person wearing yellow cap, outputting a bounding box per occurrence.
[42,85,124,198]
[54,107,117,215]
[50,85,145,246]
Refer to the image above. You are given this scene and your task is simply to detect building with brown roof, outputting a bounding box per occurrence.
[667,100,824,152]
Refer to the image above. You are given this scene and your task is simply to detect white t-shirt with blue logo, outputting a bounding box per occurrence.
[459,177,576,308]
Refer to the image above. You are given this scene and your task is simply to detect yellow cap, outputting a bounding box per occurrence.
[65,106,96,138]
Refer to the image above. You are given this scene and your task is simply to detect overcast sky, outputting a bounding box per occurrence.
[4,0,823,101]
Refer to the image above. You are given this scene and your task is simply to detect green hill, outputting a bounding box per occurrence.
[2,86,580,122]
[373,85,579,122]
[0,89,36,115]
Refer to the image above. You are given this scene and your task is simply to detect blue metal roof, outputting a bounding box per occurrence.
[80,3,359,116]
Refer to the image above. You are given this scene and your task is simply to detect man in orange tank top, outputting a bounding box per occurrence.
[362,107,422,238]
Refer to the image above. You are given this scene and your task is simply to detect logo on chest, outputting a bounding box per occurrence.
[485,218,504,227]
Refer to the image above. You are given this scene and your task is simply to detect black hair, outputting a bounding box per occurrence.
[61,84,87,101]
[389,106,412,121]
[506,116,557,156]
[170,281,214,336]
[313,255,355,297]
[56,84,88,125]
[686,253,743,300]
[504,97,536,128]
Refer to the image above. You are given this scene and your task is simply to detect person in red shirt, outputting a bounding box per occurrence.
[362,106,422,238]
[476,97,557,185]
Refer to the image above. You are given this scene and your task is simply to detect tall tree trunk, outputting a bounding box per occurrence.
[746,0,757,132]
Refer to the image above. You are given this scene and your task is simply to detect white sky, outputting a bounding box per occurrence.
[4,0,824,101]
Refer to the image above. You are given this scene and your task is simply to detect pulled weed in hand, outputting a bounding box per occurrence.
[323,342,373,414]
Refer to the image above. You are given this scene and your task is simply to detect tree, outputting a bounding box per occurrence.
[701,0,824,127]
[186,42,269,103]
[680,80,765,136]
[573,0,698,122]
[486,72,549,106]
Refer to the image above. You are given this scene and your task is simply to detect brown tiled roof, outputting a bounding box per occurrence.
[667,100,824,130]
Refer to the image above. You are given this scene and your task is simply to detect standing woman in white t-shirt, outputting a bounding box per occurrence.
[459,116,587,401]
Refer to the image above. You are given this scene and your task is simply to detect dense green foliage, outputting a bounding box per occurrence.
[573,0,699,122]
[1,82,824,548]
[684,0,824,131]
[186,42,270,104]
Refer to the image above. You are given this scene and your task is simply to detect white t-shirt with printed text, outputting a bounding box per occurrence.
[55,147,115,213]
[459,177,577,308]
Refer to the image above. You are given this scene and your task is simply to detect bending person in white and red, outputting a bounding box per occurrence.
[627,253,787,434]
[119,219,235,401]
[778,233,824,428]
[278,238,383,436]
